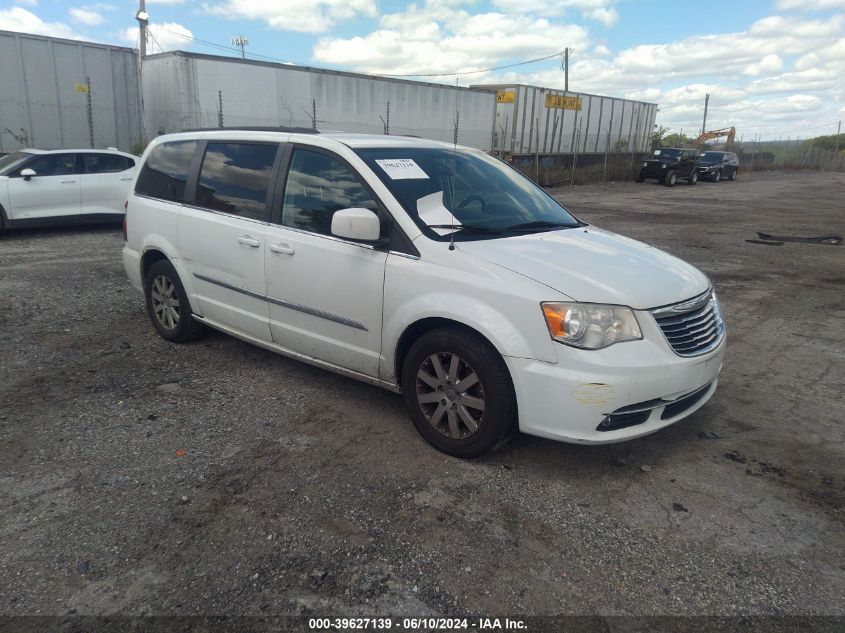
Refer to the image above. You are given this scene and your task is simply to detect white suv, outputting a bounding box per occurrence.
[0,149,136,231]
[123,129,725,457]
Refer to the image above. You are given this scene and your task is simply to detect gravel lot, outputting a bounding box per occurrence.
[1,171,843,621]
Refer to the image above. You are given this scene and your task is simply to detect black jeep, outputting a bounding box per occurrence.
[637,148,700,186]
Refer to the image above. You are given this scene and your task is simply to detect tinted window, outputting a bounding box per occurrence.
[0,151,30,175]
[16,153,76,177]
[195,142,278,221]
[82,153,134,174]
[135,141,197,202]
[280,149,378,236]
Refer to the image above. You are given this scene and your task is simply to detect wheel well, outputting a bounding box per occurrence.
[140,249,169,281]
[395,317,503,388]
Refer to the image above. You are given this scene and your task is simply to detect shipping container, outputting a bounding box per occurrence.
[472,83,658,156]
[0,30,143,153]
[141,52,498,152]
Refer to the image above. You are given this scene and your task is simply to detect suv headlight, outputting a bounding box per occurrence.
[661,163,667,168]
[642,162,648,167]
[541,303,642,349]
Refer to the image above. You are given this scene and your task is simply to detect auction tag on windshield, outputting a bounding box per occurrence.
[375,159,429,180]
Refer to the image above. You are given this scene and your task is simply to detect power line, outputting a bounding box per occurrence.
[152,26,565,80]
[379,50,566,77]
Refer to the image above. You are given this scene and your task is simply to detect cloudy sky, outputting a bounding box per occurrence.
[1,0,843,139]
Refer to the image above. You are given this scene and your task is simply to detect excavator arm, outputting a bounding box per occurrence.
[695,127,736,149]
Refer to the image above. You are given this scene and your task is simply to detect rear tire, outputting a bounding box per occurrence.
[729,169,737,181]
[664,170,677,187]
[687,171,698,185]
[144,259,206,343]
[401,327,516,458]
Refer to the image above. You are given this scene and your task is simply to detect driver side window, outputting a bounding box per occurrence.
[15,153,76,177]
[280,149,378,236]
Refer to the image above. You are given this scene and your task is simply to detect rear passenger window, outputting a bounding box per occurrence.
[195,142,278,221]
[135,141,197,202]
[280,149,378,236]
[83,153,134,173]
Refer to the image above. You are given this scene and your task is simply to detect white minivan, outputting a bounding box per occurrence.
[123,129,725,457]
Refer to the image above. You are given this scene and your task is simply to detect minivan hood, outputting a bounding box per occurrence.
[457,227,709,309]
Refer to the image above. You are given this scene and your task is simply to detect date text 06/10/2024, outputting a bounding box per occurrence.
[308,617,528,630]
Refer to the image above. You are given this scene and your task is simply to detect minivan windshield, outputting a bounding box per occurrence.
[355,147,581,240]
[0,151,31,175]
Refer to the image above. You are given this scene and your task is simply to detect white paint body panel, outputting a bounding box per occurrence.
[80,167,136,216]
[123,130,725,446]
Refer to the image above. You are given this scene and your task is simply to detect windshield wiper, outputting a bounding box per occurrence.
[500,220,580,232]
[425,224,503,234]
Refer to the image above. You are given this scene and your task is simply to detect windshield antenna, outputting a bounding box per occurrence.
[449,76,459,251]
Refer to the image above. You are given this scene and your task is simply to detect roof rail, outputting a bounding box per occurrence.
[180,126,320,134]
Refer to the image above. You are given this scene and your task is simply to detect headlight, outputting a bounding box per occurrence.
[642,162,648,167]
[661,163,667,169]
[541,302,642,349]
[710,290,724,329]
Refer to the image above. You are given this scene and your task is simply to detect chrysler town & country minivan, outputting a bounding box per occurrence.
[123,129,725,457]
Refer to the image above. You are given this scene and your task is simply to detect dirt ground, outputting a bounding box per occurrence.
[0,171,843,623]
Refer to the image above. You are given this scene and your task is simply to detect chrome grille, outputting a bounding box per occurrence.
[651,289,725,357]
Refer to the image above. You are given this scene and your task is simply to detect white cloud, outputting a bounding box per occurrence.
[120,21,194,52]
[0,7,78,39]
[775,0,845,9]
[743,53,783,76]
[16,0,38,7]
[69,8,104,26]
[314,3,589,76]
[492,0,619,25]
[201,0,377,33]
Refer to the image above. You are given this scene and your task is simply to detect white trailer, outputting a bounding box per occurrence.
[142,52,497,152]
[473,83,658,155]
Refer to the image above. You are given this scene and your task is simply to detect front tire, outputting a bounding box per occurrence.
[636,172,645,183]
[729,168,737,181]
[664,170,677,187]
[144,259,206,343]
[401,327,516,458]
[713,169,721,183]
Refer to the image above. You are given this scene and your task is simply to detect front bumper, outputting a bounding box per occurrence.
[506,313,725,444]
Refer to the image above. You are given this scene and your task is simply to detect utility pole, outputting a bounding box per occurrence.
[232,35,249,58]
[135,0,149,59]
[701,93,710,136]
[563,48,570,92]
[836,120,842,155]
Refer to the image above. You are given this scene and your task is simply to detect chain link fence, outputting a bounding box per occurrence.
[736,139,844,173]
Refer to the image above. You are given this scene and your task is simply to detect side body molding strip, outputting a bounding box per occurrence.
[192,273,368,331]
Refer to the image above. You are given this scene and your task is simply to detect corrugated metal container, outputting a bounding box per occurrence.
[473,83,658,155]
[142,52,497,152]
[0,30,143,153]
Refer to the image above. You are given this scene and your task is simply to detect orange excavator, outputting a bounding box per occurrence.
[695,127,736,149]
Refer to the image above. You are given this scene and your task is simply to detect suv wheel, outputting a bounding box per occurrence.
[687,171,698,185]
[144,259,206,343]
[713,169,721,183]
[635,173,645,183]
[401,327,516,457]
[664,170,677,187]
[729,169,737,181]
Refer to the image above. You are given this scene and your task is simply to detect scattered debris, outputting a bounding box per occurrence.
[175,449,187,457]
[640,465,652,472]
[75,561,90,575]
[746,239,783,246]
[147,414,157,421]
[672,502,688,513]
[756,232,842,245]
[724,451,748,464]
[698,431,722,439]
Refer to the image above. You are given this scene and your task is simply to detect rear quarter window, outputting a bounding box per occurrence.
[135,141,198,202]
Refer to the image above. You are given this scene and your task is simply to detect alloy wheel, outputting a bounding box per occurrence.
[415,352,486,439]
[151,274,181,330]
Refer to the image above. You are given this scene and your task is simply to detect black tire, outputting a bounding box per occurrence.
[713,169,721,183]
[687,171,698,185]
[635,173,645,183]
[664,170,677,187]
[729,168,737,181]
[401,327,516,458]
[144,259,206,343]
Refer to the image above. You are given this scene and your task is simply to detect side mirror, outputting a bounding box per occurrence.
[20,168,36,181]
[331,208,381,242]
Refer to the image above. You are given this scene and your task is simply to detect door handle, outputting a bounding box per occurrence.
[119,177,133,181]
[269,243,295,255]
[236,235,261,247]
[59,179,77,184]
